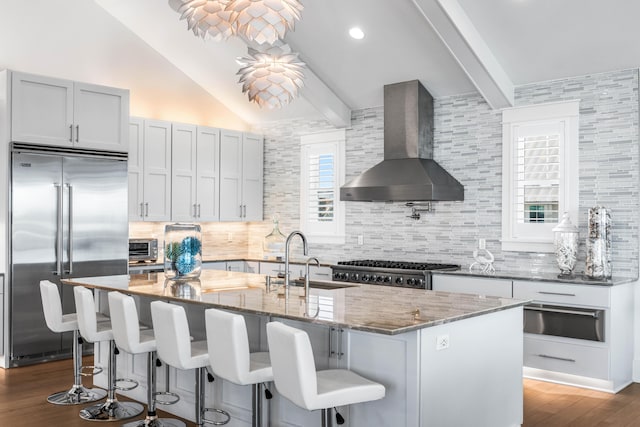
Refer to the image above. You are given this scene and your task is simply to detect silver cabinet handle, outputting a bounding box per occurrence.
[329,327,344,360]
[66,184,73,274]
[144,202,149,217]
[69,125,73,142]
[197,204,201,218]
[524,305,600,318]
[193,203,197,218]
[315,272,330,277]
[75,125,79,143]
[536,354,576,363]
[239,205,243,218]
[140,202,144,218]
[54,183,63,275]
[538,291,576,297]
[243,204,247,218]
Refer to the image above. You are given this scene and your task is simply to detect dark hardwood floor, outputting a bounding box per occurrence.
[0,356,196,427]
[3,357,640,426]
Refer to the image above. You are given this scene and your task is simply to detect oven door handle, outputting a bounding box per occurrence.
[524,305,601,318]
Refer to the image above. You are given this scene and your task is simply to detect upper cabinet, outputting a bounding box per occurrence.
[220,130,263,221]
[171,124,220,222]
[11,71,129,152]
[128,118,172,221]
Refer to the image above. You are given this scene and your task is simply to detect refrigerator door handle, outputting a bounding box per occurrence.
[66,184,74,274]
[54,183,63,275]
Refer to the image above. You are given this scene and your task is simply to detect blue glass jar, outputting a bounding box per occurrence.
[164,223,202,280]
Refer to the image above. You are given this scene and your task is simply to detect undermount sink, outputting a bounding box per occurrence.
[289,279,358,290]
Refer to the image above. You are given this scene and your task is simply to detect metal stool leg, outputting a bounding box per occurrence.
[251,383,262,427]
[79,340,144,421]
[47,330,107,405]
[196,367,230,426]
[123,351,185,427]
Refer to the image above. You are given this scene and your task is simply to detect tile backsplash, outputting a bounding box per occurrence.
[250,68,639,277]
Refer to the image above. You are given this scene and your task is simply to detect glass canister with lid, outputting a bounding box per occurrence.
[164,223,202,280]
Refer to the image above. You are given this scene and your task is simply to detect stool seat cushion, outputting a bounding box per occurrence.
[185,340,210,370]
[74,286,113,343]
[313,369,386,410]
[40,281,78,333]
[108,292,157,355]
[205,308,273,386]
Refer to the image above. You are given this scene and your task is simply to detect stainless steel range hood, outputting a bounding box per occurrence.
[340,80,464,202]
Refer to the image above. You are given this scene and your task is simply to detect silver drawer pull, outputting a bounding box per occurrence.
[538,291,576,297]
[315,273,330,276]
[524,305,600,318]
[536,354,576,363]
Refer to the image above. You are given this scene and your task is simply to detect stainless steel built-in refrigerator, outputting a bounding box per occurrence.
[10,144,128,366]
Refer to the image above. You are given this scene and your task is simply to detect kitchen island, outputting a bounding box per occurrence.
[63,270,527,427]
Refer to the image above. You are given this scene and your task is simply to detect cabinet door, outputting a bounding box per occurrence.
[11,72,74,147]
[73,82,129,152]
[128,118,144,220]
[142,120,172,221]
[196,126,220,221]
[219,130,243,221]
[242,133,263,221]
[432,274,513,298]
[171,123,197,222]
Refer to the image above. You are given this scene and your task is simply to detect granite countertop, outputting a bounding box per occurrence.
[62,270,527,336]
[432,268,636,286]
[129,257,334,267]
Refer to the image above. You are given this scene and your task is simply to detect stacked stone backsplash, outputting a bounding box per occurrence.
[251,68,639,277]
[129,222,249,261]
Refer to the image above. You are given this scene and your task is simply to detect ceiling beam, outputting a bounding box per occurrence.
[412,0,514,109]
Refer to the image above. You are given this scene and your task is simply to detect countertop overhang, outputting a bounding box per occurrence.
[63,270,527,335]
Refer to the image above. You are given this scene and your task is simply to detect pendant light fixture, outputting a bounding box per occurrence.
[226,0,304,45]
[236,45,305,109]
[168,0,306,108]
[168,0,237,41]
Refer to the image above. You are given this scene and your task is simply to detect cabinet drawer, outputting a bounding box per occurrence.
[432,274,512,298]
[524,335,609,380]
[513,280,609,307]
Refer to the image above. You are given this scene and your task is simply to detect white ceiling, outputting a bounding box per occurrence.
[96,0,640,127]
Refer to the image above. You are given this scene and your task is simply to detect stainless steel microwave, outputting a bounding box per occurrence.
[129,238,158,262]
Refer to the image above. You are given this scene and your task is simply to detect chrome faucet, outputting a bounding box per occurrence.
[284,230,308,299]
[305,257,320,301]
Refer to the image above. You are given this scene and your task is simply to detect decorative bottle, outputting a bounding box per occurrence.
[585,206,612,280]
[263,215,286,260]
[164,223,202,280]
[552,212,579,276]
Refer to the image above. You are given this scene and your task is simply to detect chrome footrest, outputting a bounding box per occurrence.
[154,390,180,405]
[203,407,231,425]
[47,385,107,405]
[80,365,104,377]
[114,378,139,391]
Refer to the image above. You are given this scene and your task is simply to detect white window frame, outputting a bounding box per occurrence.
[502,100,579,253]
[300,129,346,244]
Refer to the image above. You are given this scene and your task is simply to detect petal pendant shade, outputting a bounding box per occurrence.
[169,0,237,41]
[237,46,305,109]
[226,0,304,45]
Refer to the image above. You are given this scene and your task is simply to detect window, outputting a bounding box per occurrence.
[300,129,346,244]
[502,100,579,252]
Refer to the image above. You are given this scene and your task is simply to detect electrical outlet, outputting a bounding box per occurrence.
[478,238,486,250]
[436,334,450,351]
[227,232,233,242]
[357,235,364,245]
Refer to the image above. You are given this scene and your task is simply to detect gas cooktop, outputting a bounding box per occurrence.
[332,260,460,289]
[337,260,460,271]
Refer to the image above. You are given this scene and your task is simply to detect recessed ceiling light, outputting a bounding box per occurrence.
[349,27,365,40]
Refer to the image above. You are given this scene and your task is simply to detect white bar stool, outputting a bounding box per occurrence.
[205,309,273,427]
[74,286,144,421]
[266,321,386,427]
[150,301,230,427]
[108,291,185,427]
[39,280,107,405]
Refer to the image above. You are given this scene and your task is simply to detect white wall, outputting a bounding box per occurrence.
[0,0,247,131]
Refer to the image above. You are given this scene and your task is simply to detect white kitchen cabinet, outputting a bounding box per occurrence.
[431,274,513,297]
[11,71,128,152]
[128,118,172,221]
[219,130,263,222]
[171,124,220,222]
[514,280,634,392]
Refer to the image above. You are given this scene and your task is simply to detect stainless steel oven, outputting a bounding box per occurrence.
[523,303,605,342]
[128,238,158,262]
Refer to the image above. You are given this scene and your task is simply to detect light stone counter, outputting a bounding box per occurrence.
[63,269,527,335]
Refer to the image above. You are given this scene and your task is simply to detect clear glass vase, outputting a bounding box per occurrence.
[164,223,202,280]
[263,215,286,260]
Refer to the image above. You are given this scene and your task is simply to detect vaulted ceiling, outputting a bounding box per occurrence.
[96,0,640,127]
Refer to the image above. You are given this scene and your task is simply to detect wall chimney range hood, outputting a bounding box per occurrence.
[340,80,464,202]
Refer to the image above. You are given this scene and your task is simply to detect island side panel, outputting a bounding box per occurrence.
[420,307,523,427]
